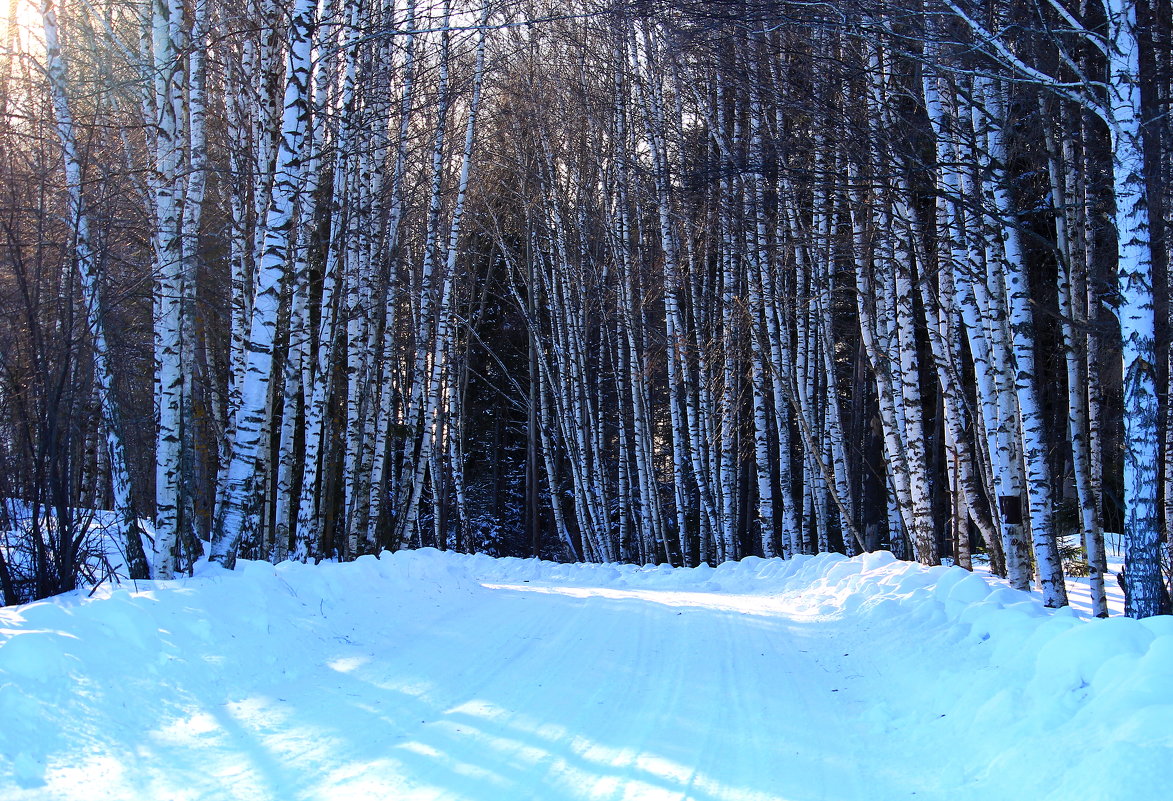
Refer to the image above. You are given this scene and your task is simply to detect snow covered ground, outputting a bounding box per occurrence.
[1,549,1169,801]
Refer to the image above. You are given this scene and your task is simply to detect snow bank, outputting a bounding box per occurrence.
[0,547,1169,800]
[698,549,1173,801]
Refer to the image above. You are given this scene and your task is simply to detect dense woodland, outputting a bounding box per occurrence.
[0,0,1170,616]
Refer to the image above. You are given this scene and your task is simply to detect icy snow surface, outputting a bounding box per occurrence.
[1,549,1169,801]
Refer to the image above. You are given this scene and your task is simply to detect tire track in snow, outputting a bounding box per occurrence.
[302,584,597,799]
[438,586,694,800]
[452,582,887,801]
[568,594,695,801]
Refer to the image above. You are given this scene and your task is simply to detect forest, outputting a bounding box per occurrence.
[1,0,1170,618]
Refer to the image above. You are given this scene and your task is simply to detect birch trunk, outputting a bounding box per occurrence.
[367,0,418,550]
[981,79,1067,606]
[150,0,188,579]
[1106,0,1163,617]
[1042,100,1108,615]
[923,66,1003,568]
[396,1,453,544]
[211,0,317,567]
[40,0,149,579]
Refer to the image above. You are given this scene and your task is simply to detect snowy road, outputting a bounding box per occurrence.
[1,551,1169,800]
[325,582,883,801]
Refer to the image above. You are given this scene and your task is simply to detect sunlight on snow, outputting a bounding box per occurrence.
[48,755,128,797]
[327,654,372,673]
[480,582,800,618]
[135,696,351,799]
[425,696,777,801]
[154,710,221,741]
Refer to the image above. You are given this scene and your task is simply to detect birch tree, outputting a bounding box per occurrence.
[39,0,149,579]
[211,0,317,567]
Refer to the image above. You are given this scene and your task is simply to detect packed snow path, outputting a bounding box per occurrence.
[1,550,1170,801]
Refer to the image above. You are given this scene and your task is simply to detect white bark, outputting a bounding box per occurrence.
[1105,0,1162,617]
[922,67,1002,569]
[211,0,317,567]
[149,0,187,579]
[980,78,1067,606]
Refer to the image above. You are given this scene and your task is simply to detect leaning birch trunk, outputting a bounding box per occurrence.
[648,103,691,559]
[535,151,608,561]
[396,1,453,544]
[1041,100,1108,615]
[366,0,418,550]
[751,77,803,557]
[848,169,916,553]
[665,53,719,561]
[293,3,359,558]
[498,233,581,561]
[222,0,284,457]
[398,3,488,548]
[870,41,936,564]
[951,91,1031,589]
[215,0,278,550]
[40,0,149,580]
[851,46,928,561]
[922,67,1003,569]
[778,167,862,553]
[270,0,341,560]
[635,27,708,564]
[612,46,667,563]
[981,79,1067,606]
[211,0,316,567]
[429,5,490,553]
[619,223,668,564]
